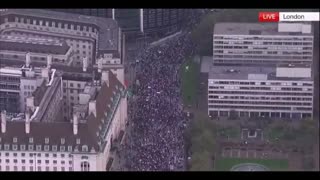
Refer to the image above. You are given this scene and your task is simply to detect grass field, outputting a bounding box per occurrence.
[215,158,289,171]
[181,57,200,106]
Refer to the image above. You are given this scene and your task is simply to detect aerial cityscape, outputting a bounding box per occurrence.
[0,9,319,172]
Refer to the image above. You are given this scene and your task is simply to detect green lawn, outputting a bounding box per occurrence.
[181,57,199,106]
[215,158,289,171]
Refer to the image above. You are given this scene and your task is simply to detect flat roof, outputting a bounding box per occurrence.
[209,66,312,81]
[1,9,120,52]
[214,23,313,36]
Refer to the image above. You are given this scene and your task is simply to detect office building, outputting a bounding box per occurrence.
[208,64,313,119]
[213,23,314,66]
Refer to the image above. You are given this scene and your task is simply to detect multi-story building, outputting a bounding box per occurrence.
[0,35,73,65]
[0,9,123,67]
[208,64,313,119]
[213,23,314,66]
[50,9,188,38]
[0,70,128,171]
[0,59,53,113]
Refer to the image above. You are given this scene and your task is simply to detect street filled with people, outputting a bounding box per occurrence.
[123,32,195,171]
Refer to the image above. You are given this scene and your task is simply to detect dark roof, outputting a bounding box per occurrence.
[0,9,120,52]
[0,36,70,55]
[0,70,125,153]
[33,80,47,106]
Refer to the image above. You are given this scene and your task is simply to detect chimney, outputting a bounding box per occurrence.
[47,54,52,69]
[73,113,78,135]
[26,96,35,112]
[1,110,6,133]
[101,71,109,86]
[98,58,103,73]
[26,52,31,68]
[41,67,49,83]
[88,100,97,117]
[82,57,88,72]
[25,110,30,134]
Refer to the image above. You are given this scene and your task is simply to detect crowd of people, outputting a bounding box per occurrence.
[123,32,195,171]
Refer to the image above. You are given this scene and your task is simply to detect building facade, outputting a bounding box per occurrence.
[213,23,314,66]
[0,70,128,171]
[208,65,313,119]
[0,9,122,67]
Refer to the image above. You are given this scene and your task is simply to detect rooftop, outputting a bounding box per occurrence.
[0,70,125,151]
[214,23,314,36]
[209,66,312,81]
[1,9,120,52]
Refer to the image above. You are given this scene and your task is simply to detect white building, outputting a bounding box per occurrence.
[0,9,123,67]
[208,64,313,119]
[0,70,128,171]
[213,23,314,66]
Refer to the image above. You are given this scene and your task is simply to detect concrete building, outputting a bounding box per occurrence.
[0,58,55,114]
[0,70,128,171]
[0,9,123,67]
[213,23,314,66]
[208,64,313,119]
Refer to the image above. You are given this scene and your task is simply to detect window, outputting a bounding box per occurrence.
[53,167,57,171]
[22,159,26,164]
[76,139,81,144]
[45,153,49,157]
[82,145,88,152]
[53,160,57,164]
[69,160,72,165]
[14,159,18,163]
[46,167,50,171]
[81,161,90,171]
[4,144,9,150]
[13,144,17,150]
[14,166,18,171]
[13,137,17,143]
[45,160,49,164]
[68,146,72,152]
[61,160,65,164]
[69,167,73,171]
[38,166,41,171]
[6,159,10,163]
[5,152,9,156]
[22,166,26,171]
[60,146,65,152]
[61,138,65,144]
[45,138,49,144]
[13,153,17,157]
[21,145,26,151]
[70,83,74,87]
[61,167,65,171]
[44,145,49,151]
[36,145,41,151]
[77,84,81,88]
[29,159,33,163]
[29,138,33,143]
[37,153,41,157]
[30,166,34,171]
[52,145,57,151]
[37,160,41,164]
[70,89,74,93]
[53,154,57,158]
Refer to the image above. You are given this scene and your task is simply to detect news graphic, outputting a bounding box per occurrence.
[259,12,319,22]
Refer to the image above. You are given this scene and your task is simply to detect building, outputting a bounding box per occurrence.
[50,9,188,38]
[213,23,314,66]
[0,70,128,171]
[0,35,73,65]
[0,9,123,67]
[0,59,54,114]
[208,64,313,119]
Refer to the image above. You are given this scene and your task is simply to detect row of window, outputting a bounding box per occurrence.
[214,36,313,41]
[210,82,313,86]
[0,165,72,171]
[3,16,98,33]
[0,143,87,152]
[208,91,313,96]
[208,105,292,110]
[208,95,312,101]
[209,100,312,106]
[0,158,72,165]
[0,152,71,158]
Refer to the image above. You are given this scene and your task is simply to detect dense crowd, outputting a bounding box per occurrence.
[124,32,195,171]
